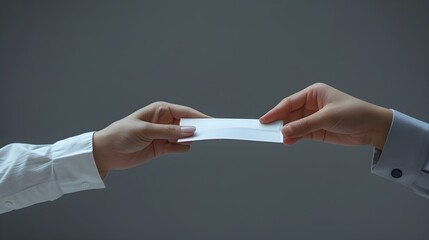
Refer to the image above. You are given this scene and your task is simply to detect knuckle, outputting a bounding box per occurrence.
[312,82,326,88]
[151,101,169,109]
[153,100,165,105]
[151,101,173,118]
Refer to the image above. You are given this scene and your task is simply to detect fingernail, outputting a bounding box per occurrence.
[180,126,196,133]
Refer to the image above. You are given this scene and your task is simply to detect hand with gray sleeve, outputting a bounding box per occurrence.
[260,83,429,198]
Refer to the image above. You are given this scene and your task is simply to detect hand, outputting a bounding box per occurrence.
[260,83,393,149]
[92,102,208,178]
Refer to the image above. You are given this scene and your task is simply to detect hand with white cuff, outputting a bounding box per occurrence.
[260,83,393,149]
[93,101,208,178]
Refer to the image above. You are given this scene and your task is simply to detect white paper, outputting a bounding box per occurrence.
[178,118,283,143]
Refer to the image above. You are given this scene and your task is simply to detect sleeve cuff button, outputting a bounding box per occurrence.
[391,169,403,178]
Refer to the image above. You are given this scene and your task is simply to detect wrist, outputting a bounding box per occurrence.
[369,106,393,150]
[92,131,109,178]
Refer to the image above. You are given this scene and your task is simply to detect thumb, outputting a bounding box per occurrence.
[142,123,196,140]
[283,109,329,138]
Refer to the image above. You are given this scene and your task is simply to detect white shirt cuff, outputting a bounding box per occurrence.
[0,132,105,214]
[52,132,106,194]
[372,110,429,196]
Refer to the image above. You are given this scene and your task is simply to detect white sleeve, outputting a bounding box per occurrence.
[0,132,105,214]
[371,110,429,198]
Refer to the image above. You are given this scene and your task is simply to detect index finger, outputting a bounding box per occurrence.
[259,87,309,124]
[167,103,210,119]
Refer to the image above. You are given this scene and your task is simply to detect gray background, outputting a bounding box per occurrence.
[1,0,429,239]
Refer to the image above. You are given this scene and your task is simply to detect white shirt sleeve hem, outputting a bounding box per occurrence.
[371,110,429,194]
[51,132,105,194]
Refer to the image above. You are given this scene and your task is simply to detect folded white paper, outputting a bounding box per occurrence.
[178,118,283,143]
